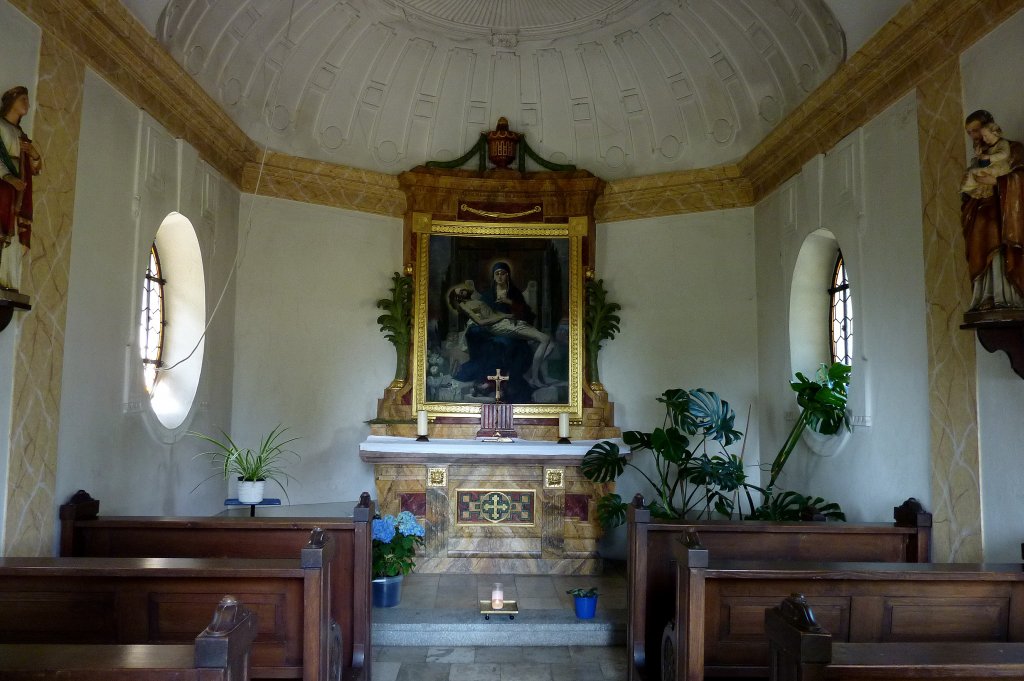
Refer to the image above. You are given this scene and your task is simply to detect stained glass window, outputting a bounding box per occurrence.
[828,251,852,365]
[140,244,165,393]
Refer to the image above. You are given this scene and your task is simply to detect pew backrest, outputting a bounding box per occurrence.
[627,496,932,680]
[59,490,373,680]
[0,532,331,681]
[672,545,1024,681]
[0,595,258,681]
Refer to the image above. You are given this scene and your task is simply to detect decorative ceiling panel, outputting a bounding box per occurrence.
[157,0,844,178]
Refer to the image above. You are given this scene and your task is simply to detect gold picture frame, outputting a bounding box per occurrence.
[412,213,585,419]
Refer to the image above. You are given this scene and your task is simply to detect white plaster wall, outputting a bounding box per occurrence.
[230,196,401,505]
[754,92,931,522]
[961,7,1024,562]
[595,208,759,555]
[55,69,240,526]
[0,0,40,552]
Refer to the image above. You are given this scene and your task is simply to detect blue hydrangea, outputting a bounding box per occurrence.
[396,510,425,537]
[372,515,396,543]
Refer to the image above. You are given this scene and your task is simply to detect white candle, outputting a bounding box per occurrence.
[417,410,428,436]
[491,583,504,609]
[558,413,569,438]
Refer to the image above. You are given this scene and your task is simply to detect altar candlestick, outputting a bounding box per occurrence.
[558,413,571,444]
[416,410,429,442]
[491,583,504,609]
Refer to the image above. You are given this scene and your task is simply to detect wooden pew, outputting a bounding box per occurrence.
[0,595,258,680]
[0,529,334,681]
[766,594,1024,681]
[59,491,373,681]
[627,496,932,680]
[669,540,1024,681]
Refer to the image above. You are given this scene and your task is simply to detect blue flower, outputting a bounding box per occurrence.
[372,515,396,543]
[396,510,425,537]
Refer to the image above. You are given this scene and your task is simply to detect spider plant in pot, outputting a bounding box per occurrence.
[191,425,300,504]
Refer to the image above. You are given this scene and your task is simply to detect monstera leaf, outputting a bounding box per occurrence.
[580,440,628,483]
[749,491,846,522]
[595,493,628,528]
[686,389,742,446]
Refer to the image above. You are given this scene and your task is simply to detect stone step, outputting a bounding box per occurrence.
[372,607,626,647]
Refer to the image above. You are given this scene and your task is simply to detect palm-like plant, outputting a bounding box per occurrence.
[581,388,758,527]
[376,272,413,384]
[584,278,621,386]
[191,425,301,501]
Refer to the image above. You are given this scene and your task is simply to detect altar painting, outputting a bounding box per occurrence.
[412,219,583,417]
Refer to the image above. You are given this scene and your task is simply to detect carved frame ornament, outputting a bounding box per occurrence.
[411,213,585,420]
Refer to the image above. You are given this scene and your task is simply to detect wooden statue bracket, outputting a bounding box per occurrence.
[962,309,1024,379]
[0,288,30,333]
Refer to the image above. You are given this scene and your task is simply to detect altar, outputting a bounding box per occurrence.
[359,436,624,574]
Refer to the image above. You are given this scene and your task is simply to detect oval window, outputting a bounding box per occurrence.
[143,212,206,429]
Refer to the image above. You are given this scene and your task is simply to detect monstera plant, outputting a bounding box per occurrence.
[581,388,759,528]
[748,362,851,521]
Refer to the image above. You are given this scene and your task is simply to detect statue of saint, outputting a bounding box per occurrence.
[0,85,42,292]
[960,110,1024,311]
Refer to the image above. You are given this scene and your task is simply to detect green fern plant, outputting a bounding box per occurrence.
[584,278,621,386]
[376,272,413,383]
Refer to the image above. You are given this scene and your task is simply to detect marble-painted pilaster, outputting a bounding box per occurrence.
[916,60,981,562]
[3,34,83,556]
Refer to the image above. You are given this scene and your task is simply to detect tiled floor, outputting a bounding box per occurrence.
[372,568,628,680]
[372,644,628,681]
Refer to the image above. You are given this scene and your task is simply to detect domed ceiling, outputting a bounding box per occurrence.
[156,0,846,179]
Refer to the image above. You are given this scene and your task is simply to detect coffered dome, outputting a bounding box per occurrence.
[157,0,845,178]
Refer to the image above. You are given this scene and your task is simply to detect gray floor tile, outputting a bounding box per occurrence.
[550,663,605,681]
[371,660,401,681]
[517,596,562,610]
[519,646,571,663]
[377,646,431,662]
[568,646,626,664]
[426,647,476,663]
[395,662,452,681]
[499,664,553,681]
[473,646,524,663]
[449,663,501,681]
[601,659,630,678]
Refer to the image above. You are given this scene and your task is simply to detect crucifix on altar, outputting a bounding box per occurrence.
[476,368,518,439]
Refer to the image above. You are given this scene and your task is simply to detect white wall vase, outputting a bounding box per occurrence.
[237,479,265,504]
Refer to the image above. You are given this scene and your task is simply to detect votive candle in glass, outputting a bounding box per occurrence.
[491,582,504,609]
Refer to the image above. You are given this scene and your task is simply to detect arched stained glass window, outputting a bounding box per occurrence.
[828,251,852,365]
[140,243,165,393]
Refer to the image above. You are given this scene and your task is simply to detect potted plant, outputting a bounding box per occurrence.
[581,387,757,527]
[371,511,425,608]
[748,362,851,520]
[567,587,599,619]
[191,425,300,504]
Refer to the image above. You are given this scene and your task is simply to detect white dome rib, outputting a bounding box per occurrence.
[157,0,844,179]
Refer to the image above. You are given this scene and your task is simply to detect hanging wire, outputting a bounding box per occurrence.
[156,1,295,377]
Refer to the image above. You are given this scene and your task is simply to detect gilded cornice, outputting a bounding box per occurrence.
[9,0,256,186]
[241,152,405,218]
[13,0,1024,220]
[740,0,1024,201]
[596,165,753,222]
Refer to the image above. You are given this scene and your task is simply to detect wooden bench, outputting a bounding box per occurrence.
[669,540,1024,681]
[59,490,373,681]
[0,595,258,680]
[0,528,335,681]
[627,496,932,680]
[766,594,1024,680]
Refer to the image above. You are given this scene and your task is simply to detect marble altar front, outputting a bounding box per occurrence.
[359,436,625,574]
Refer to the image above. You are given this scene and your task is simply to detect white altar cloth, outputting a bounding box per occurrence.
[358,435,629,464]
